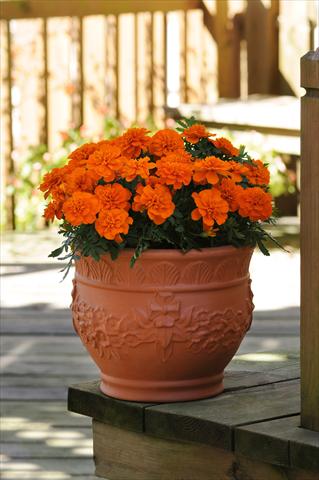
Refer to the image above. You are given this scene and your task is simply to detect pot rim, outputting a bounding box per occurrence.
[95,244,254,262]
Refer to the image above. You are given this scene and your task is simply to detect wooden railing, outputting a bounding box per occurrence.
[0,0,317,229]
[300,48,319,432]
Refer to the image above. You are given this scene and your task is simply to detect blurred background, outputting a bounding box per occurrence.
[0,1,318,479]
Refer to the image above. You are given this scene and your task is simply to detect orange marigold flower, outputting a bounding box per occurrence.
[64,167,99,195]
[132,184,175,225]
[193,156,231,184]
[43,201,63,222]
[39,167,67,199]
[120,157,156,182]
[118,128,150,158]
[68,143,97,168]
[156,156,193,190]
[95,184,131,211]
[95,208,133,243]
[246,160,270,186]
[211,137,239,157]
[159,151,193,164]
[238,187,272,221]
[218,178,244,212]
[191,188,229,227]
[63,192,100,226]
[149,129,184,157]
[227,160,249,183]
[87,145,124,182]
[183,124,210,144]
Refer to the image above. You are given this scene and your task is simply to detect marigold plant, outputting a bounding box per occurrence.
[40,117,280,276]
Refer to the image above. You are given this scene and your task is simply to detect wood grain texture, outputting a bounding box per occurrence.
[246,0,279,95]
[68,381,153,432]
[145,380,300,450]
[236,415,319,471]
[215,0,240,98]
[0,0,201,19]
[93,421,318,480]
[300,48,319,432]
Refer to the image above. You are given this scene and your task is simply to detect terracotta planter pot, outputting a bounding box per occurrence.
[71,246,254,402]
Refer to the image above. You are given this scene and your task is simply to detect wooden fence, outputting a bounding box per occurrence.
[0,0,317,229]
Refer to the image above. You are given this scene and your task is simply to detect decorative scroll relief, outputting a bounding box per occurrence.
[72,284,254,362]
[75,255,251,287]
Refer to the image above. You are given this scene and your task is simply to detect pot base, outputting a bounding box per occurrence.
[99,372,224,402]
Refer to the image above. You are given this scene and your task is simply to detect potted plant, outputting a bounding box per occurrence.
[40,118,276,402]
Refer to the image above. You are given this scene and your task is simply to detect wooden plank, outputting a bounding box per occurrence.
[47,17,72,151]
[1,440,92,458]
[1,401,91,427]
[93,420,235,480]
[105,15,117,118]
[236,415,319,471]
[2,20,15,229]
[40,18,49,146]
[300,49,319,432]
[145,380,300,450]
[246,0,279,95]
[0,0,202,20]
[71,16,84,128]
[215,0,240,98]
[92,421,317,480]
[0,459,97,478]
[1,355,97,377]
[68,381,154,432]
[3,425,91,444]
[118,13,135,124]
[0,335,87,355]
[82,15,106,136]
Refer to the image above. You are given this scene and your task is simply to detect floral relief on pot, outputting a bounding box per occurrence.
[72,283,254,363]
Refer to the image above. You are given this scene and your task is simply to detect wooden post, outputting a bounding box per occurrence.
[300,48,319,432]
[246,0,279,95]
[215,0,240,98]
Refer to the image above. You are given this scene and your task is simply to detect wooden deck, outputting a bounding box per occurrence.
[1,233,302,479]
[68,365,319,479]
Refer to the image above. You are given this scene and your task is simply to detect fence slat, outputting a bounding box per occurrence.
[105,15,117,119]
[215,0,240,98]
[41,18,49,146]
[3,20,15,230]
[246,0,279,95]
[300,48,319,432]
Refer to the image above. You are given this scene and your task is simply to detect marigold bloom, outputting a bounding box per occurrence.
[64,167,99,194]
[160,151,193,164]
[68,143,97,168]
[118,128,150,158]
[87,145,124,182]
[156,156,193,190]
[120,157,156,182]
[193,156,231,184]
[246,160,270,186]
[95,208,133,242]
[227,160,249,183]
[132,184,175,225]
[95,184,131,211]
[43,201,63,222]
[211,137,239,157]
[238,187,272,221]
[39,167,67,199]
[183,124,210,144]
[63,192,100,226]
[149,129,184,157]
[191,188,229,227]
[218,178,244,212]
